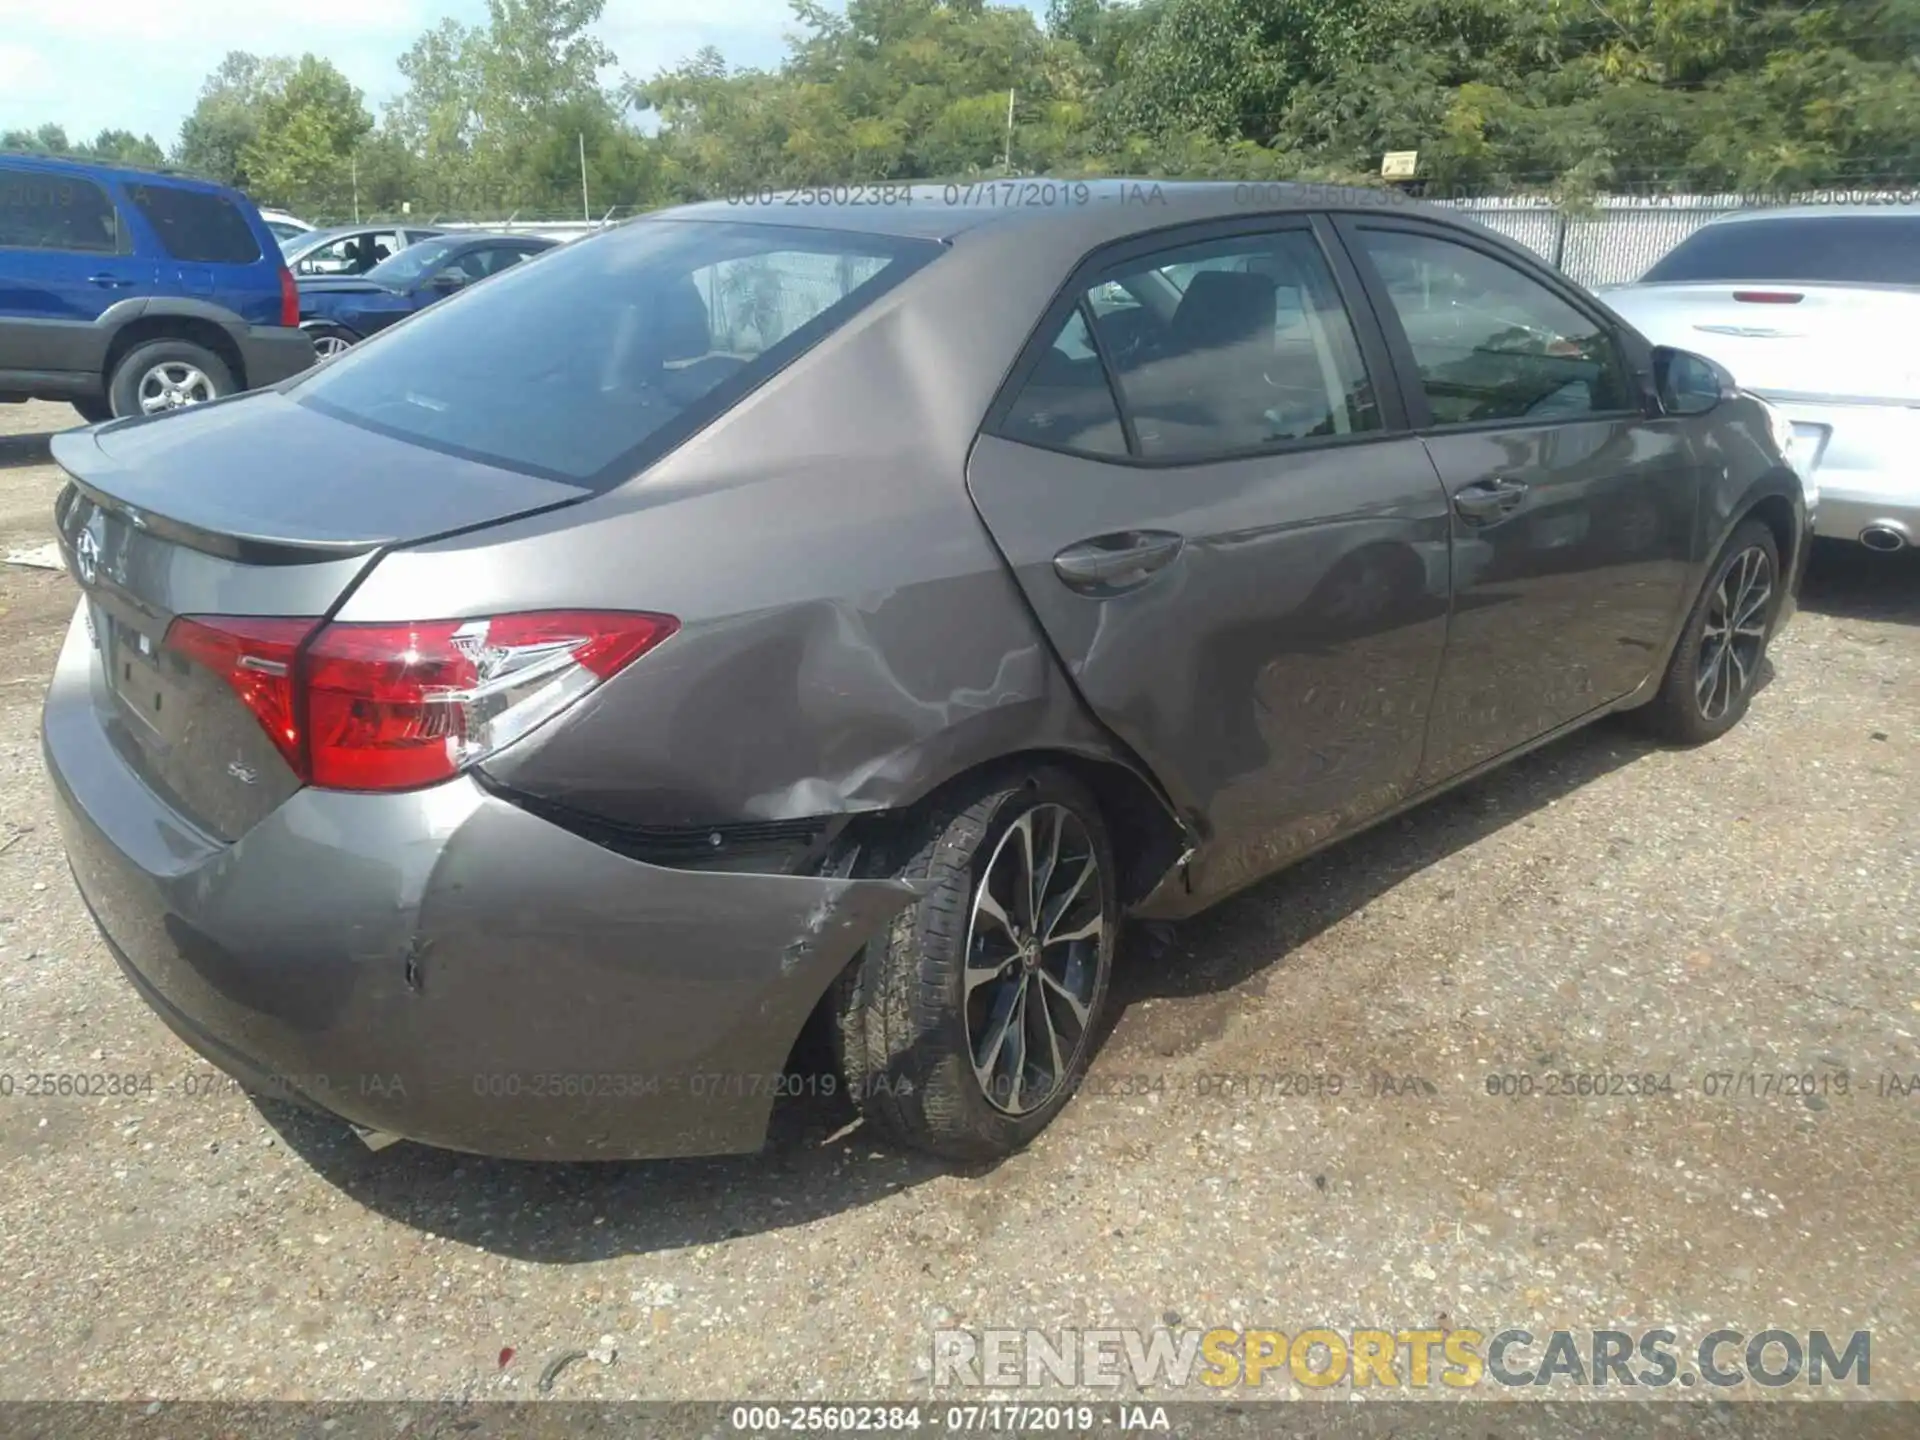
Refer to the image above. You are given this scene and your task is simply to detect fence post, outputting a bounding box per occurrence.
[1551,209,1569,271]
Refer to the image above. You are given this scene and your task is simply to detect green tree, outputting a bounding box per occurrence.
[84,130,168,167]
[387,0,639,214]
[0,123,73,154]
[237,56,373,214]
[176,52,294,187]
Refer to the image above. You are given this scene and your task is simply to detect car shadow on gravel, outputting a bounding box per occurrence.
[1102,719,1660,1032]
[1799,539,1920,625]
[257,714,1665,1261]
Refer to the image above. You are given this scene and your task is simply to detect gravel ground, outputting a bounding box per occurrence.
[0,397,1915,1404]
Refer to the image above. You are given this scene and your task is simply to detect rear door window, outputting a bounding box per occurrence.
[123,183,261,264]
[294,221,939,487]
[1101,230,1381,461]
[0,166,120,253]
[1642,216,1920,285]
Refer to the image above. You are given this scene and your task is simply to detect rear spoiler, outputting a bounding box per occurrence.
[51,426,382,565]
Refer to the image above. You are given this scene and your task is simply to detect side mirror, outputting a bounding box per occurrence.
[1652,345,1736,416]
[428,272,466,292]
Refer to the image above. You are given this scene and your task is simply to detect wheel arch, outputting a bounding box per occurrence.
[104,315,248,393]
[834,746,1192,914]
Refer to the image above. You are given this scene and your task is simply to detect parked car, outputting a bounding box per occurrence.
[0,153,314,420]
[282,224,447,278]
[259,209,314,243]
[1600,205,1920,552]
[296,231,555,356]
[43,184,1806,1165]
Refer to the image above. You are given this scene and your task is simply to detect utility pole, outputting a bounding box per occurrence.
[352,155,360,223]
[579,132,590,221]
[1003,89,1015,174]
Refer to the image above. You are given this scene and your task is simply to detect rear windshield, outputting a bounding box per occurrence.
[365,236,466,285]
[124,182,262,264]
[294,220,941,486]
[1642,216,1920,285]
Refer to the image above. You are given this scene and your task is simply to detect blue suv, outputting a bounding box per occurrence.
[0,154,314,421]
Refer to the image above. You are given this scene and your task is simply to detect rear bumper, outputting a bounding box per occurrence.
[1812,485,1918,549]
[235,325,316,390]
[43,606,921,1160]
[1763,396,1920,549]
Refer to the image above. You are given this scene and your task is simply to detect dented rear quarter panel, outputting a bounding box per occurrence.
[336,220,1169,835]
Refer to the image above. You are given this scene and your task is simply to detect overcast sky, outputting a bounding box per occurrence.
[0,0,958,148]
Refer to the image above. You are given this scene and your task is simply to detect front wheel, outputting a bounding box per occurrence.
[833,768,1117,1162]
[1636,517,1782,745]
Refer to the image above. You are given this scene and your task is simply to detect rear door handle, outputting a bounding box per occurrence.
[1052,531,1185,594]
[1453,478,1529,524]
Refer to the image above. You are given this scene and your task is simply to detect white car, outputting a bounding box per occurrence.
[259,208,315,244]
[1601,205,1920,553]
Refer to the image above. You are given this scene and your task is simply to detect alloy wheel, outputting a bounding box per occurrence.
[1696,544,1773,722]
[136,362,217,414]
[963,803,1106,1116]
[312,334,353,359]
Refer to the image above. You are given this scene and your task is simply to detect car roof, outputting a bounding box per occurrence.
[0,149,241,198]
[651,178,1468,247]
[430,231,556,249]
[1705,204,1920,224]
[297,223,442,243]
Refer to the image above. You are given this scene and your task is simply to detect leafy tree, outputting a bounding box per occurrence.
[237,57,373,215]
[0,123,73,154]
[385,0,631,214]
[85,130,168,167]
[176,52,294,188]
[25,0,1915,223]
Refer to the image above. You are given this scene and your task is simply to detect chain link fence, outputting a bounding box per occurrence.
[1442,188,1920,286]
[420,185,1920,286]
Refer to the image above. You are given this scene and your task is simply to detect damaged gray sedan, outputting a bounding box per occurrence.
[44,183,1806,1162]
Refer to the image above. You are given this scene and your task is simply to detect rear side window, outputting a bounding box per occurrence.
[123,183,261,264]
[999,229,1379,463]
[295,221,939,487]
[0,166,120,253]
[1001,309,1128,456]
[1642,216,1920,286]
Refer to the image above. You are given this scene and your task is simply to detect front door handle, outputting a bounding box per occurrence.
[1453,477,1529,524]
[88,274,135,289]
[1053,531,1185,594]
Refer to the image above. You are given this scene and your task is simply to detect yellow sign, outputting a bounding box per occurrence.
[1381,151,1420,179]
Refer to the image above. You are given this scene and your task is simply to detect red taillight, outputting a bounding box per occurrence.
[278,264,299,327]
[164,615,318,773]
[1732,290,1803,304]
[164,610,677,793]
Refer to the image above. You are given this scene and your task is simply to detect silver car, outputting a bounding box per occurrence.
[43,184,1805,1164]
[1601,205,1920,553]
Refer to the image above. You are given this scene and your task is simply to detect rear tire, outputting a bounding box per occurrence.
[833,767,1117,1162]
[108,340,234,419]
[306,323,357,360]
[1636,517,1782,745]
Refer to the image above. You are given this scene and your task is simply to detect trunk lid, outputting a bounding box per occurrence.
[51,390,594,840]
[1603,282,1920,404]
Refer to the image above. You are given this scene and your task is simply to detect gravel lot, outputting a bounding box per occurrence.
[0,397,1915,1404]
